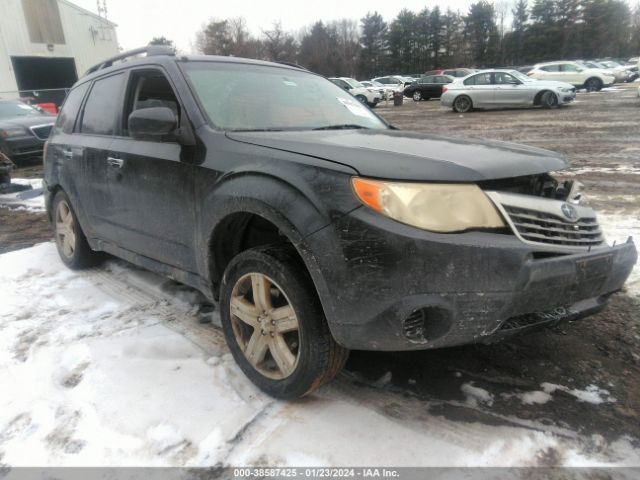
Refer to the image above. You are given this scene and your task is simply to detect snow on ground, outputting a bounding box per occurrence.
[1,243,639,467]
[541,383,616,405]
[0,178,45,212]
[598,212,640,296]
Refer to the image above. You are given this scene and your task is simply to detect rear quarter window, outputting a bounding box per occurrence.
[55,82,89,134]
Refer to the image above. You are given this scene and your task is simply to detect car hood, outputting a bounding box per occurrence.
[0,115,55,128]
[227,129,568,181]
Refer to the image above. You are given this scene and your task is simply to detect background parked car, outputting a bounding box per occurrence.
[328,77,382,107]
[440,69,576,113]
[425,68,475,78]
[403,75,454,101]
[528,61,615,91]
[372,75,412,89]
[360,80,393,100]
[0,99,55,163]
[598,60,634,82]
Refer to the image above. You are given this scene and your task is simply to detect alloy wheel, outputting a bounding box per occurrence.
[55,200,76,259]
[413,91,422,101]
[229,273,300,380]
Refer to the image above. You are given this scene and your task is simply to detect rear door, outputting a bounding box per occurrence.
[539,64,562,82]
[105,68,197,271]
[463,72,494,106]
[73,72,126,244]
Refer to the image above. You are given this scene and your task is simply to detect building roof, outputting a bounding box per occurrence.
[59,0,117,27]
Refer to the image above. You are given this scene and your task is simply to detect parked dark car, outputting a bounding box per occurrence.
[404,75,454,101]
[44,47,637,399]
[0,99,55,162]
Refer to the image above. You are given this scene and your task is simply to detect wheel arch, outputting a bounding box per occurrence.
[533,89,557,106]
[201,173,336,320]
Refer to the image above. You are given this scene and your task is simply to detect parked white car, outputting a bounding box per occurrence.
[360,80,393,100]
[371,75,409,92]
[328,77,383,107]
[598,61,634,82]
[528,61,615,91]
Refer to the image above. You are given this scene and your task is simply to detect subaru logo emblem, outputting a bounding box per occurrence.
[561,203,578,221]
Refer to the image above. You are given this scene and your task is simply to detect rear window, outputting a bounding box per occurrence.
[55,82,89,134]
[80,73,124,135]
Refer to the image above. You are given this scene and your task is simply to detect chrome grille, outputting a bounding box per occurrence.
[486,191,606,250]
[504,205,604,247]
[29,124,53,140]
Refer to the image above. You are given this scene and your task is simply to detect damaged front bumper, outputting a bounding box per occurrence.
[308,207,637,351]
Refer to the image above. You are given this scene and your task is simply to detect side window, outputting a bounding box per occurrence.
[541,65,560,72]
[494,72,516,84]
[80,73,125,135]
[561,64,578,72]
[419,76,432,84]
[123,70,180,137]
[465,73,491,85]
[55,82,89,134]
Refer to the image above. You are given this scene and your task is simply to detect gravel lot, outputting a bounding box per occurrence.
[1,83,639,463]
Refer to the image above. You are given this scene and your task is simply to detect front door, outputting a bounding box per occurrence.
[106,68,197,272]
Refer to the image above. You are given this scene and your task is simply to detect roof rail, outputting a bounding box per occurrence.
[275,61,309,71]
[85,45,175,75]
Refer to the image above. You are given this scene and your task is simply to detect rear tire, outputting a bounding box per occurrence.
[220,245,349,399]
[52,191,100,269]
[584,78,602,92]
[540,91,559,109]
[453,95,472,113]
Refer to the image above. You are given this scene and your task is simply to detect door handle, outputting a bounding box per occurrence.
[63,149,73,159]
[107,157,124,168]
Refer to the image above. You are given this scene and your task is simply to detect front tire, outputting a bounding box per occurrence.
[355,95,367,105]
[220,246,349,399]
[453,95,472,113]
[540,91,559,109]
[52,191,100,269]
[412,91,422,102]
[584,78,602,92]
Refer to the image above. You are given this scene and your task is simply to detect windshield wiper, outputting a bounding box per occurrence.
[312,124,370,131]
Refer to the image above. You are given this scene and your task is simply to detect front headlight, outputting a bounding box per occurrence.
[351,177,505,232]
[0,126,29,138]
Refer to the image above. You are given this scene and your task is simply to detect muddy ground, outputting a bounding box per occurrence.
[1,83,639,453]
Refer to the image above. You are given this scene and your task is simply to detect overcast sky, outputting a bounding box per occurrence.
[72,0,479,52]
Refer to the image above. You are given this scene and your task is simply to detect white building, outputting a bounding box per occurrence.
[0,0,119,105]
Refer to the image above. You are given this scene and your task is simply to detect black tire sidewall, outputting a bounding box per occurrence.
[454,96,471,113]
[355,95,367,104]
[220,246,335,399]
[541,91,558,108]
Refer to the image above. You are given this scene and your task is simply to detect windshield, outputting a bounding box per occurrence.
[0,101,43,118]
[344,78,364,89]
[182,62,387,131]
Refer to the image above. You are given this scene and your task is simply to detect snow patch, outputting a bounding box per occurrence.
[541,383,616,405]
[0,178,45,212]
[461,382,494,407]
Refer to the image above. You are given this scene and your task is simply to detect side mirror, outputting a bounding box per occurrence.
[128,107,177,139]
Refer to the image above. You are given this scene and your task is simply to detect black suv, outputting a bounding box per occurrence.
[44,47,637,399]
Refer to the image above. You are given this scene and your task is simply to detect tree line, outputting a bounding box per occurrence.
[188,0,640,79]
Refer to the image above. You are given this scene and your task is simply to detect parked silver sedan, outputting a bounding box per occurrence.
[440,70,576,113]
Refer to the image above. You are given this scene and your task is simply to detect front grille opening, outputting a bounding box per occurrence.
[402,307,451,343]
[504,205,605,248]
